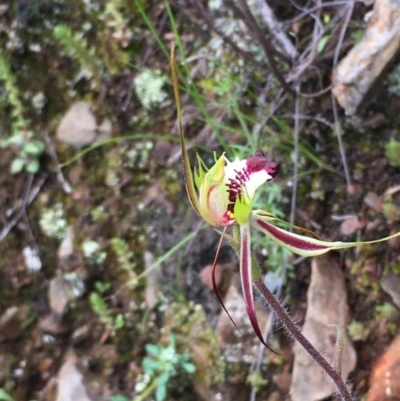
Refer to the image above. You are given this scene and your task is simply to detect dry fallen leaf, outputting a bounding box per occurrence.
[364,192,383,213]
[340,216,366,236]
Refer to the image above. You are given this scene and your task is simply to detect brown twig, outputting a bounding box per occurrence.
[290,0,363,24]
[290,84,300,227]
[254,0,298,60]
[224,0,295,95]
[331,3,354,187]
[0,173,47,241]
[189,0,267,70]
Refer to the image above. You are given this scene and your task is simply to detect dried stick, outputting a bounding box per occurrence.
[290,0,361,24]
[254,0,298,60]
[45,132,72,194]
[0,173,47,241]
[190,0,267,70]
[331,3,354,187]
[225,0,295,94]
[290,84,300,227]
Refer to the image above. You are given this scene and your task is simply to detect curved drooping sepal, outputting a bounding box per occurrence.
[252,210,400,257]
[239,223,279,354]
[170,44,202,217]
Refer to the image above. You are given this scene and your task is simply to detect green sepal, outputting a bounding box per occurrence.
[171,45,201,216]
[194,153,208,191]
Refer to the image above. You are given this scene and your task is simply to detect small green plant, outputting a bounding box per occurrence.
[0,48,44,173]
[347,320,370,342]
[375,302,399,335]
[375,302,399,321]
[110,237,137,287]
[82,240,107,265]
[53,25,104,87]
[134,334,196,401]
[385,138,400,167]
[94,280,112,294]
[89,291,124,334]
[246,371,269,391]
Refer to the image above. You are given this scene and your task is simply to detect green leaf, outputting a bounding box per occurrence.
[145,343,160,356]
[11,158,25,174]
[317,35,330,53]
[25,159,40,173]
[0,389,14,401]
[157,372,170,386]
[94,281,111,294]
[23,140,45,155]
[182,362,196,373]
[114,314,125,329]
[0,135,23,147]
[156,380,167,401]
[142,357,158,374]
[385,138,400,167]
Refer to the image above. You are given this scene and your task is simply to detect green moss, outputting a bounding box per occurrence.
[375,302,399,321]
[347,320,370,342]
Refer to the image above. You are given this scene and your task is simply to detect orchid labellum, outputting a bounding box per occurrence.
[170,45,400,349]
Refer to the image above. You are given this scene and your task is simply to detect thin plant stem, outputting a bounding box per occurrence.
[226,0,294,94]
[253,279,353,401]
[190,0,267,70]
[329,324,345,376]
[133,377,158,401]
[290,0,361,24]
[254,0,298,60]
[289,84,300,227]
[331,3,354,187]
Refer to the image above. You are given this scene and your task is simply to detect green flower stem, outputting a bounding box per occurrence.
[133,378,158,401]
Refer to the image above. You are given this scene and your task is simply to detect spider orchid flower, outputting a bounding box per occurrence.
[170,45,400,349]
[194,151,280,227]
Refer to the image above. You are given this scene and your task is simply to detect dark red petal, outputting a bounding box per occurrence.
[241,225,280,355]
[247,150,280,178]
[256,219,328,252]
[212,230,238,328]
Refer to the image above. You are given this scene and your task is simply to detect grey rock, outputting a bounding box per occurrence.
[290,255,357,401]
